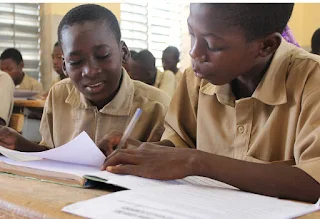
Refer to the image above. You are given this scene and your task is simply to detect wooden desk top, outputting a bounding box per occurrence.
[0,173,319,219]
[0,174,108,219]
[14,99,45,108]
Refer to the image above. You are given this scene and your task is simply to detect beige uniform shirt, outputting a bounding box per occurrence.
[51,76,61,87]
[0,71,14,125]
[40,70,170,148]
[162,40,320,184]
[154,69,176,97]
[16,74,43,93]
[175,69,183,89]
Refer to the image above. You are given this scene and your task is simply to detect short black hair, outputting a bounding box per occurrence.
[58,4,121,45]
[163,46,179,61]
[0,48,23,64]
[205,3,294,41]
[132,50,156,70]
[311,28,320,54]
[130,50,138,57]
[54,41,60,47]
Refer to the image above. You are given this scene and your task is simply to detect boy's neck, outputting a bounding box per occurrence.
[231,55,274,100]
[90,72,123,110]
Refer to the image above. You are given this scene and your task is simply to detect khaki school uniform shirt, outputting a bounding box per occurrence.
[154,69,176,97]
[161,39,320,184]
[16,73,43,93]
[0,71,14,125]
[175,69,183,89]
[40,69,170,148]
[51,76,61,87]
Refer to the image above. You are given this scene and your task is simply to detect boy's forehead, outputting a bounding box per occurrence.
[60,22,117,53]
[61,21,114,43]
[189,4,226,29]
[1,58,16,66]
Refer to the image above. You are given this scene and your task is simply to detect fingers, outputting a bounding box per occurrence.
[101,149,140,170]
[106,164,142,177]
[97,130,122,156]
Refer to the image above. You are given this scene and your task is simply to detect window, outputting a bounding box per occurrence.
[0,3,41,81]
[121,1,183,69]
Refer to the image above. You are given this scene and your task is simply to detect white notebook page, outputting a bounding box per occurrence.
[63,184,320,219]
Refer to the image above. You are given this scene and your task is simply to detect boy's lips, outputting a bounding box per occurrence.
[84,81,105,93]
[194,71,205,78]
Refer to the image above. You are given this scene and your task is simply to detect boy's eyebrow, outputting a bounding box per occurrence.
[201,33,225,41]
[68,44,111,56]
[68,51,82,56]
[93,44,110,50]
[187,20,224,41]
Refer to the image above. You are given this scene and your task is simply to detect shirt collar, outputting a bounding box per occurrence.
[200,38,295,107]
[65,68,134,116]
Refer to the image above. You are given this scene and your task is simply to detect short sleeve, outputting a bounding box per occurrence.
[161,67,199,148]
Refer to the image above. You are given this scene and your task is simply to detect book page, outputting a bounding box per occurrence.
[0,156,99,177]
[63,184,319,219]
[0,132,106,167]
[85,171,237,190]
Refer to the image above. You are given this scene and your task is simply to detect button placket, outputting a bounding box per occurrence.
[233,98,253,159]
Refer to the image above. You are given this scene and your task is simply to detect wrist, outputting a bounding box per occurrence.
[186,149,203,176]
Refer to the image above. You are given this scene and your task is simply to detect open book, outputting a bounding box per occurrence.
[0,132,237,190]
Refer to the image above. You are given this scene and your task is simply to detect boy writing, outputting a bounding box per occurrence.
[102,3,320,203]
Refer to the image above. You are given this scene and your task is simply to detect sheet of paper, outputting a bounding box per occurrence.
[85,171,237,190]
[0,132,106,166]
[63,184,319,219]
[0,156,99,177]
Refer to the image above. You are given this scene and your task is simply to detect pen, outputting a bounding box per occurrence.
[117,108,142,149]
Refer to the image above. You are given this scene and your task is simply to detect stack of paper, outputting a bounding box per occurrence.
[63,184,320,219]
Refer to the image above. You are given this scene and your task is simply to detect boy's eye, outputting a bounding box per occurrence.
[69,60,82,66]
[207,42,224,52]
[96,53,111,60]
[207,46,224,52]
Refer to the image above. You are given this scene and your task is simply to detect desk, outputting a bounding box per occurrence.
[13,99,45,109]
[13,99,45,143]
[0,174,108,219]
[0,174,319,219]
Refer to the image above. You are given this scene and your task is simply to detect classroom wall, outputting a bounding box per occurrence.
[288,3,320,49]
[40,3,120,91]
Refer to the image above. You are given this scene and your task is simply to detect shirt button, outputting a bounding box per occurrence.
[237,126,245,134]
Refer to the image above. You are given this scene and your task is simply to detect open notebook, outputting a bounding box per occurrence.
[0,132,237,190]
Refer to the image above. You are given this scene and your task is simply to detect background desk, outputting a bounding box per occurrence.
[13,99,45,143]
[14,99,45,108]
[0,174,319,219]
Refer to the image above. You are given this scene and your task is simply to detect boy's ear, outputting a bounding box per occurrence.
[120,40,130,64]
[259,32,282,57]
[62,57,68,77]
[19,61,24,70]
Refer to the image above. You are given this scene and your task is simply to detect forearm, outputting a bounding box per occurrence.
[16,136,49,152]
[191,151,320,203]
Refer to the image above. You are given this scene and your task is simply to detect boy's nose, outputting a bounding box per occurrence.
[81,59,102,77]
[189,39,204,60]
